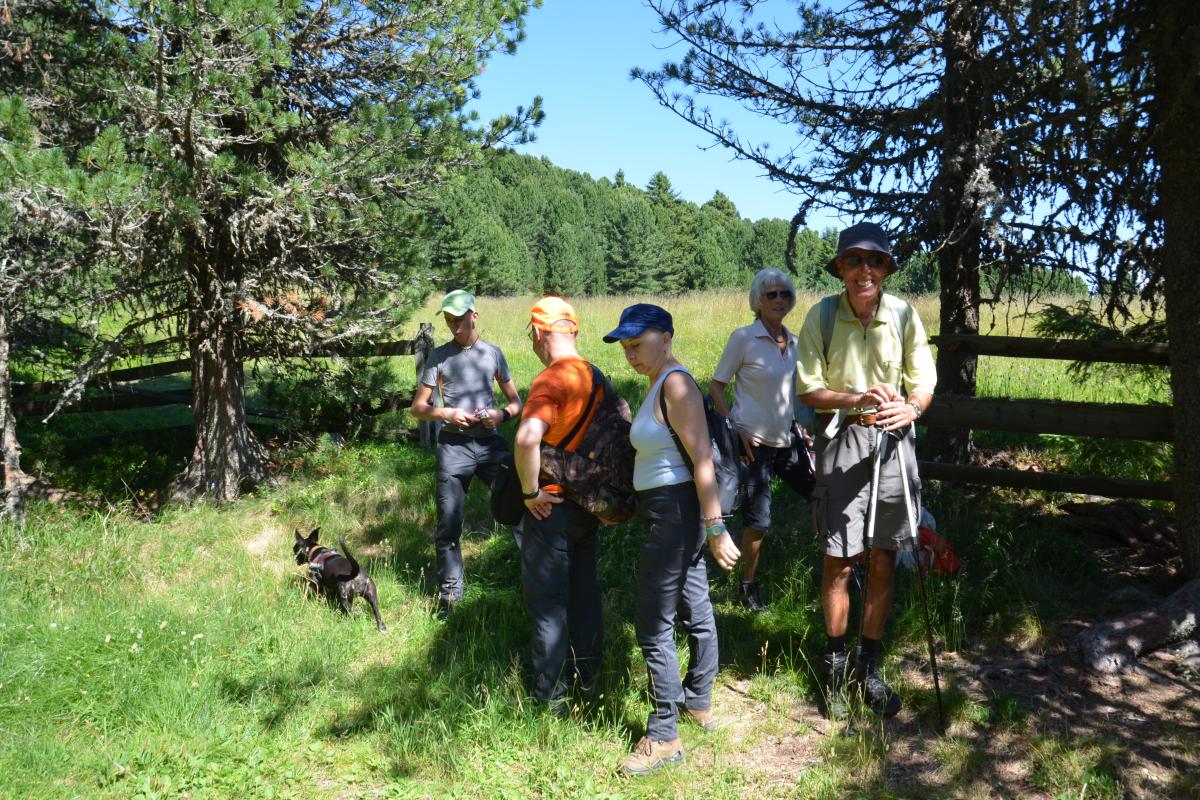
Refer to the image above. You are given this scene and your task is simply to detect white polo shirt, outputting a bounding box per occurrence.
[712,319,798,448]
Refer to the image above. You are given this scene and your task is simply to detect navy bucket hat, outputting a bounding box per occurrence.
[825,222,898,277]
[603,303,674,343]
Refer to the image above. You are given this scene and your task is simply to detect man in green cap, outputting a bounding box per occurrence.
[411,290,523,617]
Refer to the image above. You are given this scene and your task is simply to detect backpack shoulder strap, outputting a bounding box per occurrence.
[554,363,603,451]
[819,294,839,362]
[882,293,912,391]
[658,368,697,475]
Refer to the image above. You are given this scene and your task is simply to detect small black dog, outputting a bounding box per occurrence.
[293,528,386,631]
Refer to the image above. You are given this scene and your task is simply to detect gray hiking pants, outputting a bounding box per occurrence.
[435,431,520,602]
[635,480,719,741]
[520,496,603,705]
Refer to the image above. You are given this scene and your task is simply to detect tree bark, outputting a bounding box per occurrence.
[1075,578,1200,672]
[1148,0,1200,579]
[171,258,268,503]
[924,0,983,464]
[0,307,28,519]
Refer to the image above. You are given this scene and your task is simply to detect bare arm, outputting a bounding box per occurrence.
[662,373,740,571]
[514,416,560,520]
[478,377,523,431]
[411,383,477,428]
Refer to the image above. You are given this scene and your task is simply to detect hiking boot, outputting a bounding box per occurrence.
[823,651,851,720]
[855,651,902,717]
[620,736,685,776]
[683,706,717,732]
[738,580,767,612]
[434,595,458,620]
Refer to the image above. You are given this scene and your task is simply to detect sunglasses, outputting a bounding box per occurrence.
[764,290,793,300]
[839,253,891,270]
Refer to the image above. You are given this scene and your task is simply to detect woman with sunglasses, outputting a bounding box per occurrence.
[709,268,802,613]
[796,221,935,721]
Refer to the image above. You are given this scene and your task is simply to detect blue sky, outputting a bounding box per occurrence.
[470,1,839,228]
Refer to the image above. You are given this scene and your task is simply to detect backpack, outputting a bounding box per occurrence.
[538,364,638,525]
[658,370,745,517]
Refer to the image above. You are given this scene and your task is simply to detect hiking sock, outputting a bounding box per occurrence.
[826,634,846,655]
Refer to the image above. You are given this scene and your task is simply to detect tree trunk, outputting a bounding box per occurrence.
[0,307,28,519]
[1148,0,1200,579]
[924,1,983,464]
[171,260,268,503]
[1074,578,1200,672]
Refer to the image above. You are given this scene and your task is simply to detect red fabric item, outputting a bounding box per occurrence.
[917,526,961,575]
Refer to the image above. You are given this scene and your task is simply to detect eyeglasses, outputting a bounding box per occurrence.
[839,253,891,270]
[764,290,793,300]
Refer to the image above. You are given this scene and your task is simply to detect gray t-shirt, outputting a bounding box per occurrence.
[421,339,512,437]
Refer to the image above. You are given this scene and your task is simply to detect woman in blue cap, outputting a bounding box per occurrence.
[604,303,740,776]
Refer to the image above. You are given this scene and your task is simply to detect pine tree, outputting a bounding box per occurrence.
[4,0,542,502]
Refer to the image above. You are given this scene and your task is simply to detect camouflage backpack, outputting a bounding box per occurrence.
[539,364,637,525]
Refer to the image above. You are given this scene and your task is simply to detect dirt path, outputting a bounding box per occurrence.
[710,633,1199,798]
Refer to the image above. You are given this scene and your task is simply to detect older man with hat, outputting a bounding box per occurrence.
[410,289,523,618]
[796,222,936,719]
[514,296,609,714]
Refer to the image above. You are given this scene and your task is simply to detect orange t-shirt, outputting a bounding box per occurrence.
[523,356,602,492]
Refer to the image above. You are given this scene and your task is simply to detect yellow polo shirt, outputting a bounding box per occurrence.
[796,292,936,412]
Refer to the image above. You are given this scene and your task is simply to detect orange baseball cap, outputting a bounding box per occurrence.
[529,296,579,333]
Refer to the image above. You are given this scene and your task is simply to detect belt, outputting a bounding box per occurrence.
[815,412,879,428]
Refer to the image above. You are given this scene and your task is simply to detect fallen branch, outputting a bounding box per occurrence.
[1074,578,1200,672]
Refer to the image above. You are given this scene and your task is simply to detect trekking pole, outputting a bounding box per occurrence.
[893,428,947,731]
[855,423,886,645]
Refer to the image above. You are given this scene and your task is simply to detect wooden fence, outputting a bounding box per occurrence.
[920,335,1172,501]
[12,323,437,445]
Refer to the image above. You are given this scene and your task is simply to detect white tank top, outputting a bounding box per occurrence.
[630,367,694,491]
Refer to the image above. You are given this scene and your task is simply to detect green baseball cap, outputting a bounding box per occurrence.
[439,289,476,316]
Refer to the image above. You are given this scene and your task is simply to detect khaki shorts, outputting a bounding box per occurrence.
[812,423,921,558]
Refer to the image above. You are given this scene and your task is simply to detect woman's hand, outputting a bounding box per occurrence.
[705,522,740,571]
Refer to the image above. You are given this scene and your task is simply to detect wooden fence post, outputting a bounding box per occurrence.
[413,322,435,449]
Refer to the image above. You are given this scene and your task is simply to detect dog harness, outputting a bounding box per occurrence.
[306,546,336,583]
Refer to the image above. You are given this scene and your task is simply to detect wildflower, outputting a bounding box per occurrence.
[159,620,168,630]
[130,643,140,654]
[105,635,111,643]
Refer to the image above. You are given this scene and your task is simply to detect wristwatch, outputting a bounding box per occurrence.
[908,401,923,419]
[501,408,511,422]
[522,488,540,500]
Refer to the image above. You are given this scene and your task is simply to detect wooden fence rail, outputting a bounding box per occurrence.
[13,324,436,430]
[931,335,1170,366]
[922,334,1172,502]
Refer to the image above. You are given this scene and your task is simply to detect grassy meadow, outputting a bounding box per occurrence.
[1,290,1187,799]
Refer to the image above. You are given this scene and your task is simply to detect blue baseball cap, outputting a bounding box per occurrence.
[603,304,674,343]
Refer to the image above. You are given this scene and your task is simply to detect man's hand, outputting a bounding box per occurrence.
[705,522,740,572]
[858,382,899,410]
[444,408,477,428]
[476,408,500,431]
[524,489,563,520]
[738,431,758,464]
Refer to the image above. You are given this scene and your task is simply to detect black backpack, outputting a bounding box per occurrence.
[659,370,745,517]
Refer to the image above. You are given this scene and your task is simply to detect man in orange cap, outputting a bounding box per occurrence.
[514,296,606,714]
